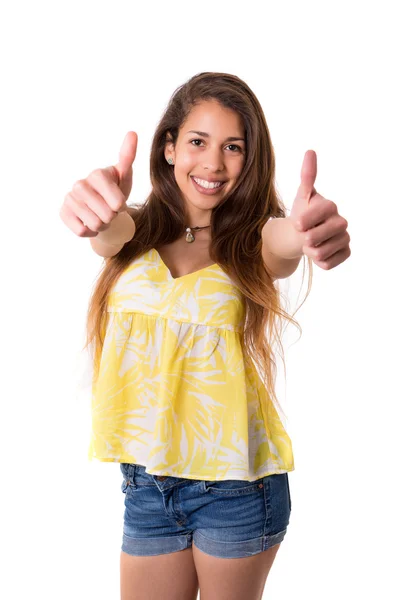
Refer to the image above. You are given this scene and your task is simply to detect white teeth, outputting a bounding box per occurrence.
[193,177,223,190]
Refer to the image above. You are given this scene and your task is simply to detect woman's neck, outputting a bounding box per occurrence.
[184,205,211,228]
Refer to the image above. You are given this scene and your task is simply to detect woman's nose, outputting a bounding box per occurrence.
[202,148,225,172]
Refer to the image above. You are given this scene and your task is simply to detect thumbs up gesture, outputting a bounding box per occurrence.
[288,150,351,270]
[60,131,137,244]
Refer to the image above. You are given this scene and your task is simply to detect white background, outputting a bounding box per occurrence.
[1,1,399,598]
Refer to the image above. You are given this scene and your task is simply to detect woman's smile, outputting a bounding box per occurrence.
[190,176,228,195]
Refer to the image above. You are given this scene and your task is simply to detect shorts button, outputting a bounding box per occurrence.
[258,483,263,488]
[157,476,167,481]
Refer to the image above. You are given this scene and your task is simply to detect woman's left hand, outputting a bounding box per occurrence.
[288,150,351,270]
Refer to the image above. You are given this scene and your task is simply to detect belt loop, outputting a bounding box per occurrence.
[129,463,138,490]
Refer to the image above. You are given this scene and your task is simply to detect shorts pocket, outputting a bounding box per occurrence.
[204,478,265,496]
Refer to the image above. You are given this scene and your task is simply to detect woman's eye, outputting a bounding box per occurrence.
[190,139,242,152]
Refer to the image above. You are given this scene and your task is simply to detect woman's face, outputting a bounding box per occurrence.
[165,99,246,224]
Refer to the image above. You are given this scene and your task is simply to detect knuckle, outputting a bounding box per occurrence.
[102,212,115,225]
[89,168,104,182]
[298,218,305,230]
[64,192,74,206]
[117,198,127,212]
[72,179,87,193]
[109,198,124,213]
[66,193,79,211]
[329,200,338,212]
[77,225,88,237]
[305,233,314,244]
[91,216,104,231]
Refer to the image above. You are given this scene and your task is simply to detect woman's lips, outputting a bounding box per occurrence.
[190,176,227,195]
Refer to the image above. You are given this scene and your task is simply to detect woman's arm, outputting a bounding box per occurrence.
[90,237,125,258]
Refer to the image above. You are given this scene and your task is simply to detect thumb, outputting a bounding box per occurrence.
[297,149,318,203]
[115,131,138,182]
[107,131,138,211]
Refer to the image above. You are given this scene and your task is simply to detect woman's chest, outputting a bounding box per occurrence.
[107,248,245,330]
[156,239,214,279]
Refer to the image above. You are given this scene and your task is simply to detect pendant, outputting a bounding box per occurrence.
[185,228,195,243]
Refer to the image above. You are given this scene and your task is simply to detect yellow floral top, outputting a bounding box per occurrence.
[88,248,294,481]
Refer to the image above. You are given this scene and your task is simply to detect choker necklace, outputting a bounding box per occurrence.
[185,225,210,243]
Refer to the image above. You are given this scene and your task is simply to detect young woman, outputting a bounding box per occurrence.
[60,72,351,600]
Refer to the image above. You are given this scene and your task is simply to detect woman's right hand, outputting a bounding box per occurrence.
[59,131,138,239]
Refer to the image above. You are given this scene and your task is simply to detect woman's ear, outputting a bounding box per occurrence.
[164,132,176,164]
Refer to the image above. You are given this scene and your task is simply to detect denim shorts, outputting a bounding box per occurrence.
[120,463,292,559]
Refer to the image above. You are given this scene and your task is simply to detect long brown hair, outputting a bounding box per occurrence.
[83,72,313,418]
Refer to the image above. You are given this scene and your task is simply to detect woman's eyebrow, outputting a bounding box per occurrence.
[186,130,245,142]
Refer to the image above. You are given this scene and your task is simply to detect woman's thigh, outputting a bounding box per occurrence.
[192,541,282,600]
[120,547,199,600]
